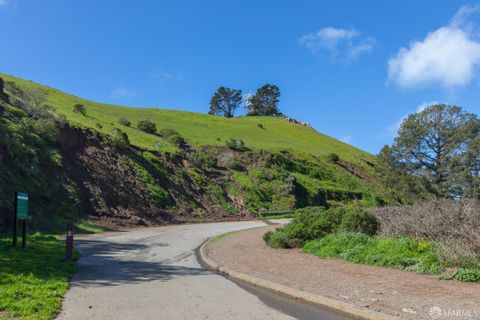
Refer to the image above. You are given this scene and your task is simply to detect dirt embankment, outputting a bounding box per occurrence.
[57,126,255,228]
[206,226,480,320]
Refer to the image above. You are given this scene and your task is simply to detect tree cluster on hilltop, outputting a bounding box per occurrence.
[208,84,281,118]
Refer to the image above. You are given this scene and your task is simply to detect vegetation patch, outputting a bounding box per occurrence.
[0,234,77,320]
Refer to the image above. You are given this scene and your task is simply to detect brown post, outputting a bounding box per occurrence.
[12,192,18,247]
[65,222,74,261]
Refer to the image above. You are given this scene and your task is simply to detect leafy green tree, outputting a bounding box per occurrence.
[137,120,157,134]
[379,104,479,199]
[209,87,242,118]
[73,104,87,116]
[245,84,281,116]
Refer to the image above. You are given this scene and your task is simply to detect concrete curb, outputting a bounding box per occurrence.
[199,235,399,320]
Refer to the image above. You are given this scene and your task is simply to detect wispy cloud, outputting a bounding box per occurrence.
[0,0,8,7]
[339,134,353,144]
[388,5,480,89]
[151,68,184,82]
[387,101,440,137]
[299,27,375,61]
[110,87,136,99]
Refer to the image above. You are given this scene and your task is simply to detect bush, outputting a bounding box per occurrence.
[118,117,131,127]
[373,199,480,257]
[112,128,130,149]
[95,123,103,129]
[137,120,156,134]
[257,123,264,129]
[264,206,379,248]
[73,104,86,116]
[225,158,243,171]
[328,153,339,163]
[186,151,217,168]
[340,208,378,236]
[159,128,178,138]
[226,138,245,151]
[166,134,184,147]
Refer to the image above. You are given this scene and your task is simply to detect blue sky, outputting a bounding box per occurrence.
[1,1,480,154]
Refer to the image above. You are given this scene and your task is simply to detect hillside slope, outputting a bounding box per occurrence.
[0,74,383,230]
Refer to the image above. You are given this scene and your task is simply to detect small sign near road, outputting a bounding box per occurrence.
[13,192,28,248]
[16,192,28,219]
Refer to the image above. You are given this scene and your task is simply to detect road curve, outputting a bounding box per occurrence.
[57,221,349,320]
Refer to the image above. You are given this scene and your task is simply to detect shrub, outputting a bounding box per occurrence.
[118,117,131,127]
[166,134,184,147]
[328,153,339,163]
[226,138,245,151]
[112,128,130,149]
[257,123,264,129]
[73,104,86,116]
[95,123,103,129]
[264,206,379,248]
[225,158,243,171]
[340,208,378,236]
[159,128,178,138]
[373,199,480,256]
[137,120,157,134]
[186,151,217,168]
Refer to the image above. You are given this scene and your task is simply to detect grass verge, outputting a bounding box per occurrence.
[0,233,78,320]
[303,232,480,281]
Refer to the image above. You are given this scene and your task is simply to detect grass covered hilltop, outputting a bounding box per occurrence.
[0,73,386,229]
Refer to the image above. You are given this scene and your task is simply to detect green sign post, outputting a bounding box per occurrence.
[12,192,28,248]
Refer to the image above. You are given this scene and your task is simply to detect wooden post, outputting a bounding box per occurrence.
[12,192,17,247]
[65,222,74,261]
[21,219,27,249]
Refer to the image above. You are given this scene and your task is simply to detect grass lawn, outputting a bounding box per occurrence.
[0,233,77,320]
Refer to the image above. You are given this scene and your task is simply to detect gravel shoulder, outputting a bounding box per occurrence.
[206,226,480,320]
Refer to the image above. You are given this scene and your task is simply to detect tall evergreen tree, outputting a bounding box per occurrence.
[209,87,242,118]
[245,84,281,116]
[378,104,480,199]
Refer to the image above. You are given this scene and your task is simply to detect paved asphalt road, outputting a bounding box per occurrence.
[57,221,351,320]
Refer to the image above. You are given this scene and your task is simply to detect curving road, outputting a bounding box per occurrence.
[57,221,350,320]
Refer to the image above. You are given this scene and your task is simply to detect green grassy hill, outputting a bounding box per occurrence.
[0,73,384,229]
[0,74,373,165]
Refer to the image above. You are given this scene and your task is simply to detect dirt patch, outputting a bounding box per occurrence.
[207,226,480,320]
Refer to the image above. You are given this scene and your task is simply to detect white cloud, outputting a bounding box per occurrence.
[110,87,136,99]
[299,27,375,61]
[151,68,184,82]
[339,134,353,144]
[0,0,8,7]
[387,101,440,137]
[388,5,480,88]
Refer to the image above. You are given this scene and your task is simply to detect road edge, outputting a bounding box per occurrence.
[199,233,399,320]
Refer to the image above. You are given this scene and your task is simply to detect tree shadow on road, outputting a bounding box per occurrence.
[71,239,211,287]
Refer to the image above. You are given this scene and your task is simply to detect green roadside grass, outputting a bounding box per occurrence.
[0,220,105,320]
[0,233,78,320]
[303,232,480,282]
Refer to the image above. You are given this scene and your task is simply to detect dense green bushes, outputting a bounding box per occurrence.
[263,206,378,248]
[137,120,157,134]
[111,128,130,149]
